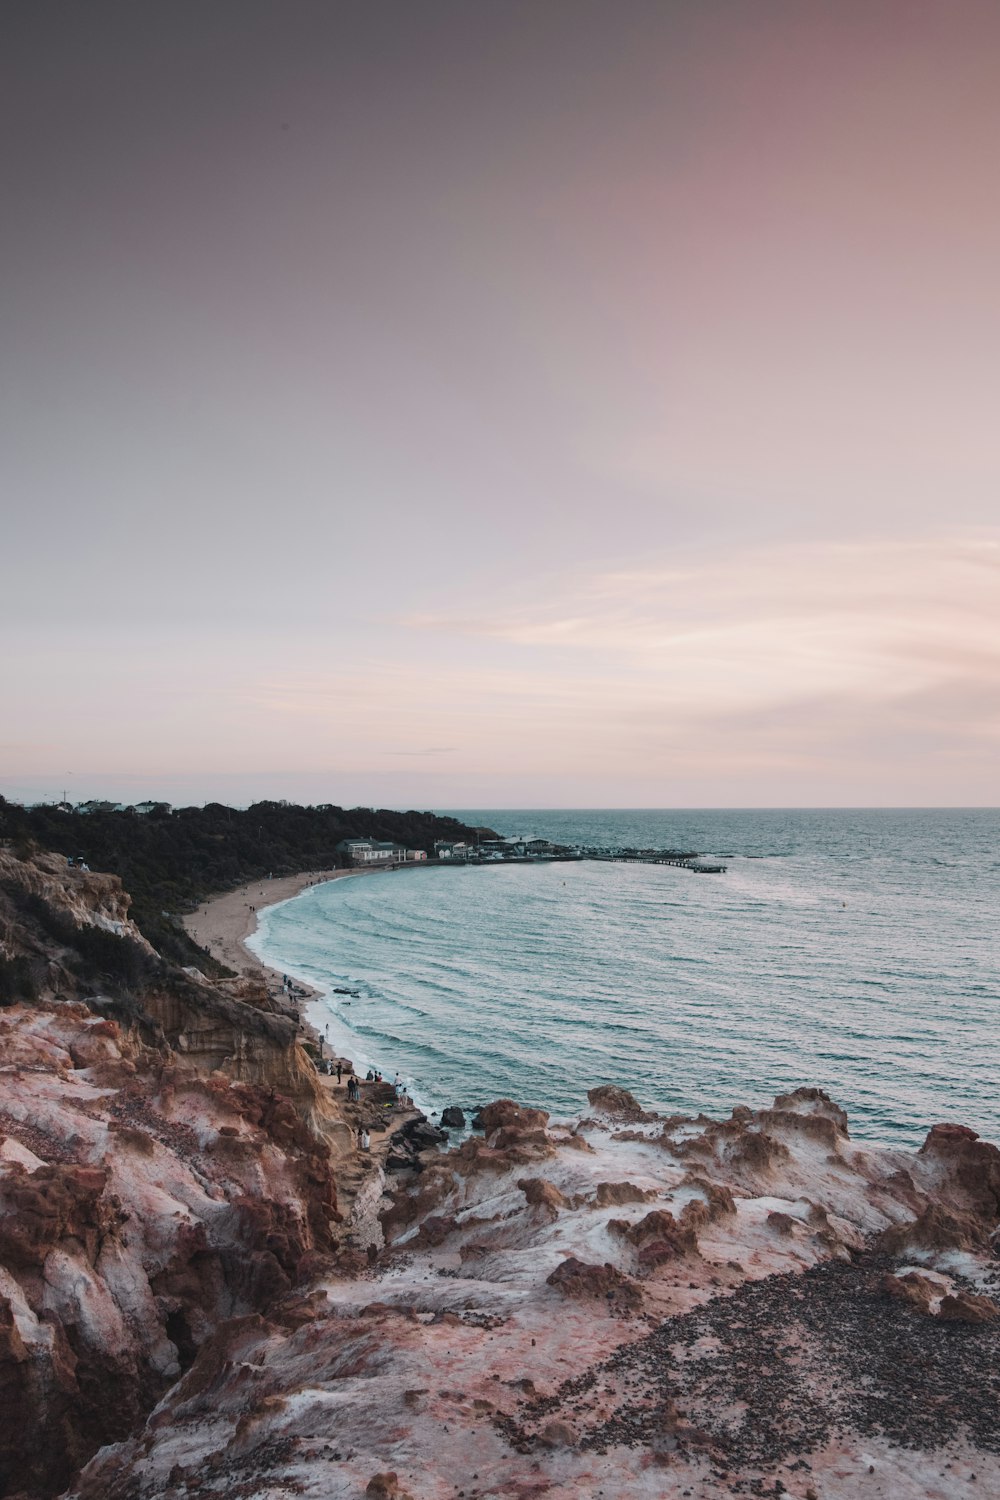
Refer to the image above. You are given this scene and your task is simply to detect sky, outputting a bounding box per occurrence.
[2,1,998,809]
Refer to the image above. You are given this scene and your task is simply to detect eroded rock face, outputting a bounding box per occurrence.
[0,992,344,1500]
[917,1122,1000,1224]
[878,1202,992,1257]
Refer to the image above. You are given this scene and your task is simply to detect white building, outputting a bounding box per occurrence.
[337,838,405,866]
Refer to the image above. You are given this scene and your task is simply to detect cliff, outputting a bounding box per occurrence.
[0,849,350,1498]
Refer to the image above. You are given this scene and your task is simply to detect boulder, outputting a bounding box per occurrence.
[938,1290,1000,1324]
[472,1099,550,1133]
[518,1177,570,1215]
[366,1473,415,1500]
[546,1256,642,1311]
[592,1181,656,1207]
[586,1085,652,1123]
[539,1419,578,1448]
[400,1118,448,1151]
[440,1106,465,1129]
[883,1271,941,1314]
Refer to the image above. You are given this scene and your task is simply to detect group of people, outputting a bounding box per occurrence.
[342,1071,409,1104]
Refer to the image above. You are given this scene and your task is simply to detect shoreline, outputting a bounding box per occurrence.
[183,865,381,1062]
[183,865,357,989]
[182,861,428,1090]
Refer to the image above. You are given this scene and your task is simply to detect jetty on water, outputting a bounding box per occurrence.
[587,851,728,874]
[431,837,729,874]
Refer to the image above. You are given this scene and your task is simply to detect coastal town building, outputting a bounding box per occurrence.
[434,840,470,860]
[336,838,406,866]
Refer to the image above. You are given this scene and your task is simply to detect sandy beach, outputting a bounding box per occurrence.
[182,866,357,986]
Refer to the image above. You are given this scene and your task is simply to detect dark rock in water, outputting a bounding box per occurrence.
[401,1117,448,1150]
[441,1106,465,1129]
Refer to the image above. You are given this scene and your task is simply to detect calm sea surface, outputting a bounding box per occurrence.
[248,810,999,1148]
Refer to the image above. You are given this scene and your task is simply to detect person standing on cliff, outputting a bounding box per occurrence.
[336,1061,342,1083]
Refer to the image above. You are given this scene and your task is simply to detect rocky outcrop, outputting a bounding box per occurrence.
[586,1084,654,1123]
[57,1081,1000,1500]
[916,1122,1000,1224]
[472,1098,550,1134]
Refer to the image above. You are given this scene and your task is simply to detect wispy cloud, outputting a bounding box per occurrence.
[390,534,1000,798]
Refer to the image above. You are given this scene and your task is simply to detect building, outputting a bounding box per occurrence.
[405,849,428,861]
[336,838,405,866]
[434,840,470,861]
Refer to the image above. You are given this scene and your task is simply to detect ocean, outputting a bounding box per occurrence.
[247,809,999,1149]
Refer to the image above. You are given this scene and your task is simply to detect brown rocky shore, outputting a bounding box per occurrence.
[1,849,999,1500]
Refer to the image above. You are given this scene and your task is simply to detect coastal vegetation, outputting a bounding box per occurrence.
[0,797,487,967]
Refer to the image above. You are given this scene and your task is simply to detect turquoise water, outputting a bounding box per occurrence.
[248,809,999,1148]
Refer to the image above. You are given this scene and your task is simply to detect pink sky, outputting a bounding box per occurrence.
[2,2,998,807]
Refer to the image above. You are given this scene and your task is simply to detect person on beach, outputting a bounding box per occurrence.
[336,1061,342,1083]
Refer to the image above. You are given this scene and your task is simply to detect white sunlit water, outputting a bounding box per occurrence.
[247,809,999,1149]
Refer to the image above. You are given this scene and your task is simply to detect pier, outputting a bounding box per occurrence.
[430,838,728,873]
[587,852,728,873]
